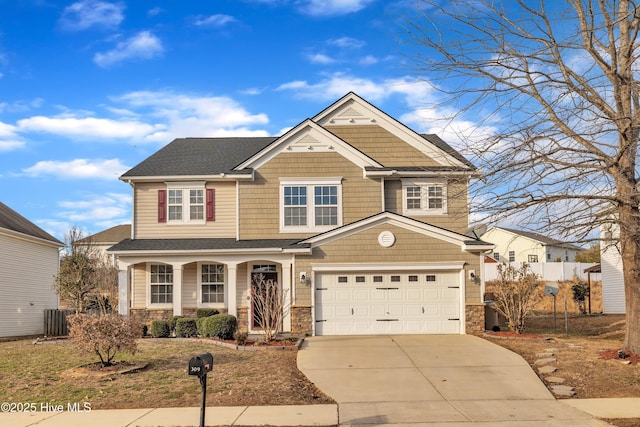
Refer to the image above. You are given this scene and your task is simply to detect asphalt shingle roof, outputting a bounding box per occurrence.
[108,238,308,252]
[497,227,583,251]
[121,137,278,178]
[0,202,62,244]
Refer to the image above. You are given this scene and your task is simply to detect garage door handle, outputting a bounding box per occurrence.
[422,307,424,314]
[351,308,354,315]
[376,287,399,290]
[448,286,460,289]
[449,318,460,321]
[376,319,399,322]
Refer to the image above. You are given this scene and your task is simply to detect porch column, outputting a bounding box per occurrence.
[118,268,129,316]
[227,264,237,317]
[282,263,292,332]
[173,264,183,316]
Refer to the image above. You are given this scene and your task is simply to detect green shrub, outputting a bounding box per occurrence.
[175,318,198,338]
[196,316,208,336]
[196,308,219,318]
[209,314,237,340]
[150,320,170,338]
[169,315,184,333]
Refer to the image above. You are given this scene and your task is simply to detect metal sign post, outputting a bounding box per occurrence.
[188,352,214,427]
[544,282,559,334]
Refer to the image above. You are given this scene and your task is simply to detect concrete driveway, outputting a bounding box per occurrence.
[298,335,610,426]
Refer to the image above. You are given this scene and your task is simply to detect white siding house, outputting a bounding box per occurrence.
[0,202,62,338]
[480,227,583,264]
[600,220,626,314]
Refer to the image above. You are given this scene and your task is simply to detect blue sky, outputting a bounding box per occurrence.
[0,0,491,240]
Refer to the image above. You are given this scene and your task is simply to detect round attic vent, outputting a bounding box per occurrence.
[378,231,396,248]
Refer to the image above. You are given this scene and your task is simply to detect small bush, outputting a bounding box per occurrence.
[196,308,219,318]
[209,314,237,340]
[150,320,170,338]
[196,316,208,336]
[235,331,248,345]
[175,318,198,338]
[169,315,184,334]
[68,314,141,367]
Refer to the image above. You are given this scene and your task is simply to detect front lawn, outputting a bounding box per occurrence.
[0,338,333,409]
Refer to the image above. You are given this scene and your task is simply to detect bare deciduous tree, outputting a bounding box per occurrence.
[487,263,543,334]
[54,226,118,314]
[402,0,640,353]
[251,273,289,342]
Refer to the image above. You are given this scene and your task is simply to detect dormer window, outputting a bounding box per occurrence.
[402,179,447,215]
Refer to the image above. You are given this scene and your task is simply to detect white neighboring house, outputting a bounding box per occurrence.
[480,226,583,264]
[600,219,625,314]
[0,202,63,338]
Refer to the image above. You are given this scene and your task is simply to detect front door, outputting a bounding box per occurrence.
[251,266,278,329]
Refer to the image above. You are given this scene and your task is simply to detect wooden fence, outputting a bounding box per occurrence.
[43,309,74,336]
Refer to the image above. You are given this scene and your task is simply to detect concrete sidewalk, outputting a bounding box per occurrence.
[0,404,338,427]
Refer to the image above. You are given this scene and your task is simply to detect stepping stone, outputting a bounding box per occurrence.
[538,366,557,374]
[535,357,557,366]
[551,385,576,397]
[545,376,565,384]
[537,352,554,358]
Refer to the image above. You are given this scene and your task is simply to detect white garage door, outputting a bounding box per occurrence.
[315,271,461,335]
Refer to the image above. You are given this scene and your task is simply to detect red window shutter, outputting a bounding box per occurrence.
[158,189,167,223]
[206,188,215,221]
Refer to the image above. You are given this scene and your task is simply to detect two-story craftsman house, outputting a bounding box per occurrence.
[109,92,492,335]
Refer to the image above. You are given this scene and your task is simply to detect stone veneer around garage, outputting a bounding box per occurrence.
[465,304,485,335]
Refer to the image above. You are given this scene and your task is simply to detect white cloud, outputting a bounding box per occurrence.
[192,14,238,27]
[57,192,131,224]
[22,158,130,179]
[297,0,375,16]
[59,0,124,31]
[112,90,270,140]
[327,37,366,49]
[17,115,161,139]
[306,53,336,64]
[0,122,25,151]
[358,55,378,65]
[94,31,164,68]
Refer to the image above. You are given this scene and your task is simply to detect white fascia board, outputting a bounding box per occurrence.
[235,119,382,171]
[300,212,472,248]
[462,243,495,252]
[313,93,467,169]
[108,247,305,256]
[120,173,253,183]
[311,262,467,272]
[0,228,63,248]
[364,170,478,178]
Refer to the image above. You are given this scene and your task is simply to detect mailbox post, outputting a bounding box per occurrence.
[544,282,559,334]
[189,352,213,427]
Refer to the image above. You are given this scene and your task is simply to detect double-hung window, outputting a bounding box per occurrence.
[161,182,213,224]
[150,264,173,305]
[200,264,225,305]
[280,178,342,232]
[402,179,447,215]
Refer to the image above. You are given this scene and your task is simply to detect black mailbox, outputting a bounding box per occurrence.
[188,352,213,377]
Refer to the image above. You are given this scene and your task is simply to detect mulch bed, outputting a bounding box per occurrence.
[600,349,640,365]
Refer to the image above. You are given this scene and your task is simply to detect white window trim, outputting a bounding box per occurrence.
[197,262,227,308]
[147,263,173,309]
[165,181,206,225]
[401,178,447,216]
[279,177,343,233]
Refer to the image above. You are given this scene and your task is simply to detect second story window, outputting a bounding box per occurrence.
[158,182,214,224]
[402,179,447,215]
[280,178,342,232]
[528,254,539,262]
[508,251,515,262]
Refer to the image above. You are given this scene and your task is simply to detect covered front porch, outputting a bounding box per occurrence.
[108,238,311,334]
